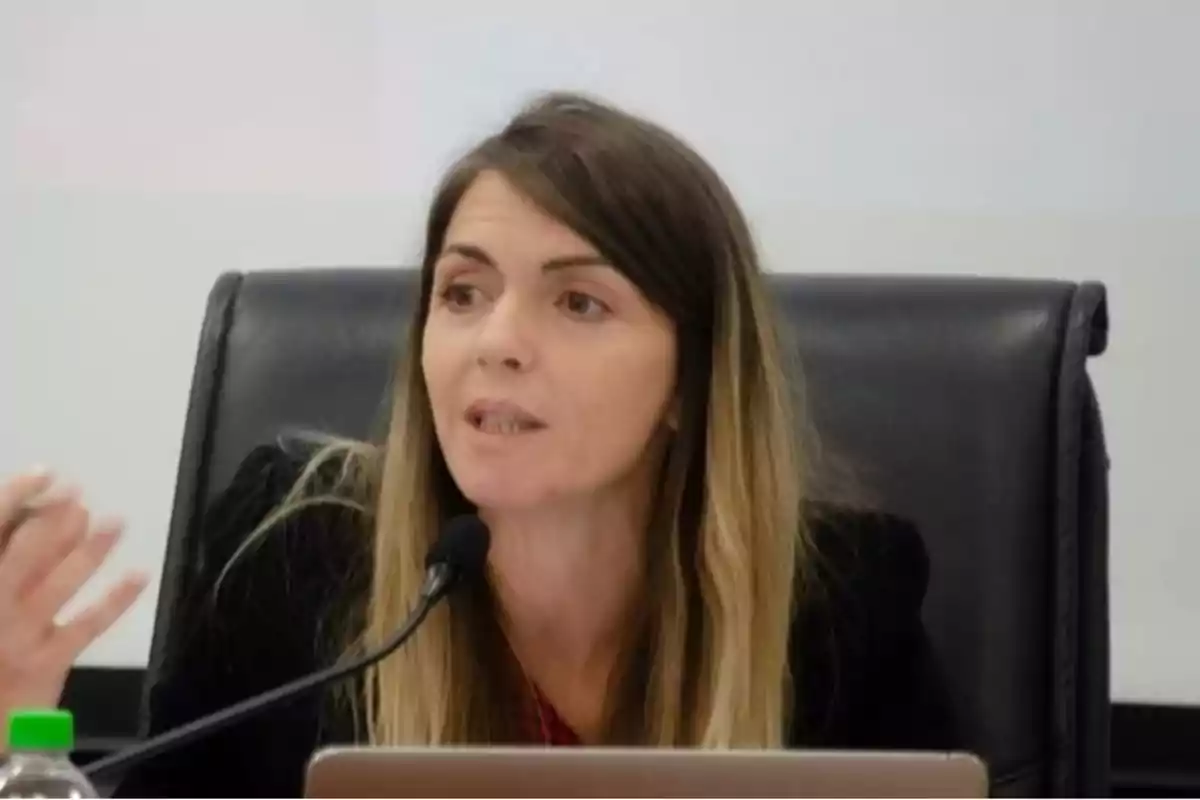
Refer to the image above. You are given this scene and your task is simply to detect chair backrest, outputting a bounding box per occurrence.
[151,269,1110,797]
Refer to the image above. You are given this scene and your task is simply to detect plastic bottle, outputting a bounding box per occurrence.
[0,709,97,799]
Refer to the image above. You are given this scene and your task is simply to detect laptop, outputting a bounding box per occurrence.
[304,746,989,798]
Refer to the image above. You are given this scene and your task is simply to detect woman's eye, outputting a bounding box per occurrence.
[559,290,611,321]
[439,283,479,310]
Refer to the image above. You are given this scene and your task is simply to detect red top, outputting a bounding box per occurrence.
[524,687,582,745]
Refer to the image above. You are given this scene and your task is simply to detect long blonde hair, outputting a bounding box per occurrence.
[245,92,812,748]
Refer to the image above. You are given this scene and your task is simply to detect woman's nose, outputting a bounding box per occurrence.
[474,296,536,372]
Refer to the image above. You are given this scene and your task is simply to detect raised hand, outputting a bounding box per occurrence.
[0,469,148,737]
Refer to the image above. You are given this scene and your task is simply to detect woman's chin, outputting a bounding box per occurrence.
[454,480,555,514]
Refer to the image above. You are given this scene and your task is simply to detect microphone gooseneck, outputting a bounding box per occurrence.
[83,514,490,782]
[419,513,491,602]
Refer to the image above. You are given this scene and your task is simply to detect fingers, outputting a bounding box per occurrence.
[1,498,90,602]
[21,517,127,632]
[0,473,147,670]
[0,468,53,521]
[48,571,149,663]
[0,468,55,549]
[0,497,89,609]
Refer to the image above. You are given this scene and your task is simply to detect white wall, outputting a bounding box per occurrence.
[1,1,1197,706]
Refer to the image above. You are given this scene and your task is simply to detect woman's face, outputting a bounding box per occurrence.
[422,171,677,513]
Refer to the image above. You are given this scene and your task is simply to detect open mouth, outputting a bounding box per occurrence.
[466,405,547,435]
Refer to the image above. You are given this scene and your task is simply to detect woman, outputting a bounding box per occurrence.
[0,92,955,796]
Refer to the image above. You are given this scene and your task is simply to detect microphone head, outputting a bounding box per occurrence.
[426,514,491,581]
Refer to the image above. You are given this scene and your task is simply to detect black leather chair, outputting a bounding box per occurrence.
[148,269,1111,796]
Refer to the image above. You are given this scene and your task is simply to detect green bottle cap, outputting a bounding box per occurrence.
[5,708,75,751]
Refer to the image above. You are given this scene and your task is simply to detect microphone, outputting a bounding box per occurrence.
[83,514,490,782]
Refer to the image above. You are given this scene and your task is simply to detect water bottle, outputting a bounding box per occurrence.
[0,709,97,799]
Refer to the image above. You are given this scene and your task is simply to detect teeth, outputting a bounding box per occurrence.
[476,413,534,435]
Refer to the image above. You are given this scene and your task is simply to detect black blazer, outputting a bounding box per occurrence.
[117,445,958,797]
